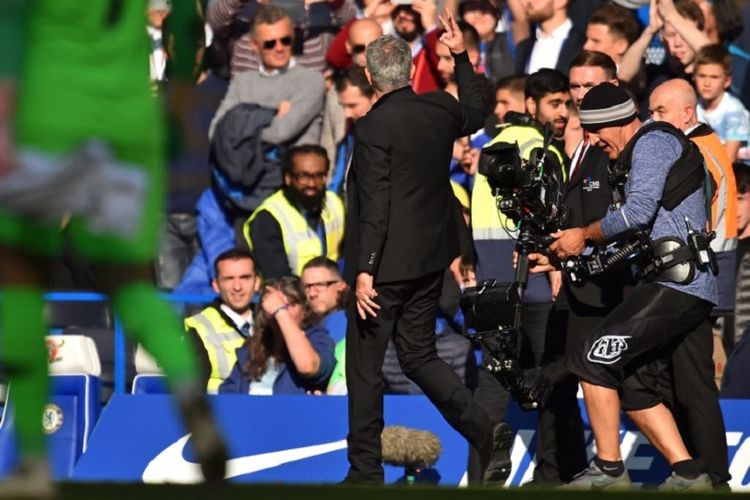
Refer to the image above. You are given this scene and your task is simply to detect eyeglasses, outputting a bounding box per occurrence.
[262,36,293,50]
[292,171,327,182]
[303,280,340,292]
[351,44,367,55]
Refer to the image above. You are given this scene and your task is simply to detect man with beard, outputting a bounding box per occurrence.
[243,145,345,279]
[466,68,572,484]
[390,2,443,93]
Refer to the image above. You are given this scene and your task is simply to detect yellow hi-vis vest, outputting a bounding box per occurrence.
[244,190,345,276]
[472,124,566,242]
[184,307,246,394]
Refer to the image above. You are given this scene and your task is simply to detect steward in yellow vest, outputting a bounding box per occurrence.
[185,304,249,394]
[242,145,345,278]
[184,248,260,393]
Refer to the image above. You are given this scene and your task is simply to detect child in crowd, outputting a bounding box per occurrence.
[695,44,750,162]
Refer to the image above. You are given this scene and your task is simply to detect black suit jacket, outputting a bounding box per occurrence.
[563,142,624,309]
[514,26,585,75]
[344,52,484,285]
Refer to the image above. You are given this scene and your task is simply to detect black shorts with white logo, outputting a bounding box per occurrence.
[567,283,712,393]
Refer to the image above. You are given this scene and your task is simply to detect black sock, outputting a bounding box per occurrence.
[594,456,625,477]
[672,459,701,479]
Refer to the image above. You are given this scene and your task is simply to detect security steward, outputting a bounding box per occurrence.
[185,248,261,393]
[243,144,345,279]
[468,68,585,485]
[548,83,722,490]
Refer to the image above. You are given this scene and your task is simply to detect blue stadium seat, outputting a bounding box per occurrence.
[131,374,169,395]
[131,344,168,394]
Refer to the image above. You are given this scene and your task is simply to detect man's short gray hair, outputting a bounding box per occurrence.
[366,35,412,93]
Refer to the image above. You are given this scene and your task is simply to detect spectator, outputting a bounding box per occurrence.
[390,1,443,93]
[493,75,526,124]
[320,19,382,170]
[694,44,750,163]
[147,0,171,86]
[157,29,231,290]
[175,5,330,295]
[185,249,261,393]
[301,257,348,343]
[582,2,640,66]
[244,145,345,279]
[220,277,336,394]
[207,0,357,75]
[437,21,483,96]
[459,0,515,82]
[515,0,585,74]
[208,5,326,145]
[323,67,377,196]
[347,18,386,68]
[619,0,710,109]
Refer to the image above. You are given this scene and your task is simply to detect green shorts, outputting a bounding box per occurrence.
[0,142,165,265]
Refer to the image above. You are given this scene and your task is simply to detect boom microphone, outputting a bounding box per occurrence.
[381,425,442,468]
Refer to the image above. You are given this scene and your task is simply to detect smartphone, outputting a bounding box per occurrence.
[391,0,415,5]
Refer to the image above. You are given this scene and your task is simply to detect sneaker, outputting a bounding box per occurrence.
[0,457,58,499]
[560,461,632,490]
[482,422,514,486]
[659,472,712,491]
[177,391,228,482]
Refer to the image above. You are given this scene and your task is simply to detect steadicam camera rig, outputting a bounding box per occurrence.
[562,124,719,287]
[563,218,718,286]
[460,123,567,410]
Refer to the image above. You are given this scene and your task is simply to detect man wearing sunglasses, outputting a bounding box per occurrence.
[209,4,326,148]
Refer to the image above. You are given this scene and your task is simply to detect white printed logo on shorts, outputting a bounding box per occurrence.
[587,335,632,365]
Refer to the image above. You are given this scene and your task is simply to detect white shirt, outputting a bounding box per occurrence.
[526,18,573,74]
[568,137,589,180]
[220,304,253,337]
[147,26,167,82]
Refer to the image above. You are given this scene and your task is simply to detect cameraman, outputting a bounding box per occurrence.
[549,83,720,489]
[467,68,578,484]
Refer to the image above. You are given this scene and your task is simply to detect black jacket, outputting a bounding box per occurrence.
[563,142,624,309]
[514,26,585,75]
[344,51,483,285]
[210,102,281,215]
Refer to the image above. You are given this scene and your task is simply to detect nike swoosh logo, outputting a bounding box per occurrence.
[142,434,348,483]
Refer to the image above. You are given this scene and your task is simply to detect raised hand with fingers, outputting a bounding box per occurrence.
[438,8,466,55]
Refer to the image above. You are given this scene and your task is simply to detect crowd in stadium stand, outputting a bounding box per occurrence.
[31,0,750,486]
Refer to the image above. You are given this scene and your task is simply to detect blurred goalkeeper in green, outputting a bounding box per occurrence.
[0,1,227,496]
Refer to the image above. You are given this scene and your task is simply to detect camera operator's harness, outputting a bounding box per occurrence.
[461,120,567,410]
[563,121,718,286]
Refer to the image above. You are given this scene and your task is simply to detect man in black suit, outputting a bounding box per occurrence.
[343,11,511,484]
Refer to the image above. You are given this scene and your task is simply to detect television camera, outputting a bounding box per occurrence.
[460,124,567,410]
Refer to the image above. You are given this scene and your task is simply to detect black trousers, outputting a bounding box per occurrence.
[467,302,587,484]
[345,270,491,482]
[619,317,730,485]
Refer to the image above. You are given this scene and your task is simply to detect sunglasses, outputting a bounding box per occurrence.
[262,36,293,50]
[351,44,367,55]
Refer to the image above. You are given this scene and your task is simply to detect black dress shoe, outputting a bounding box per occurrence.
[483,422,514,486]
